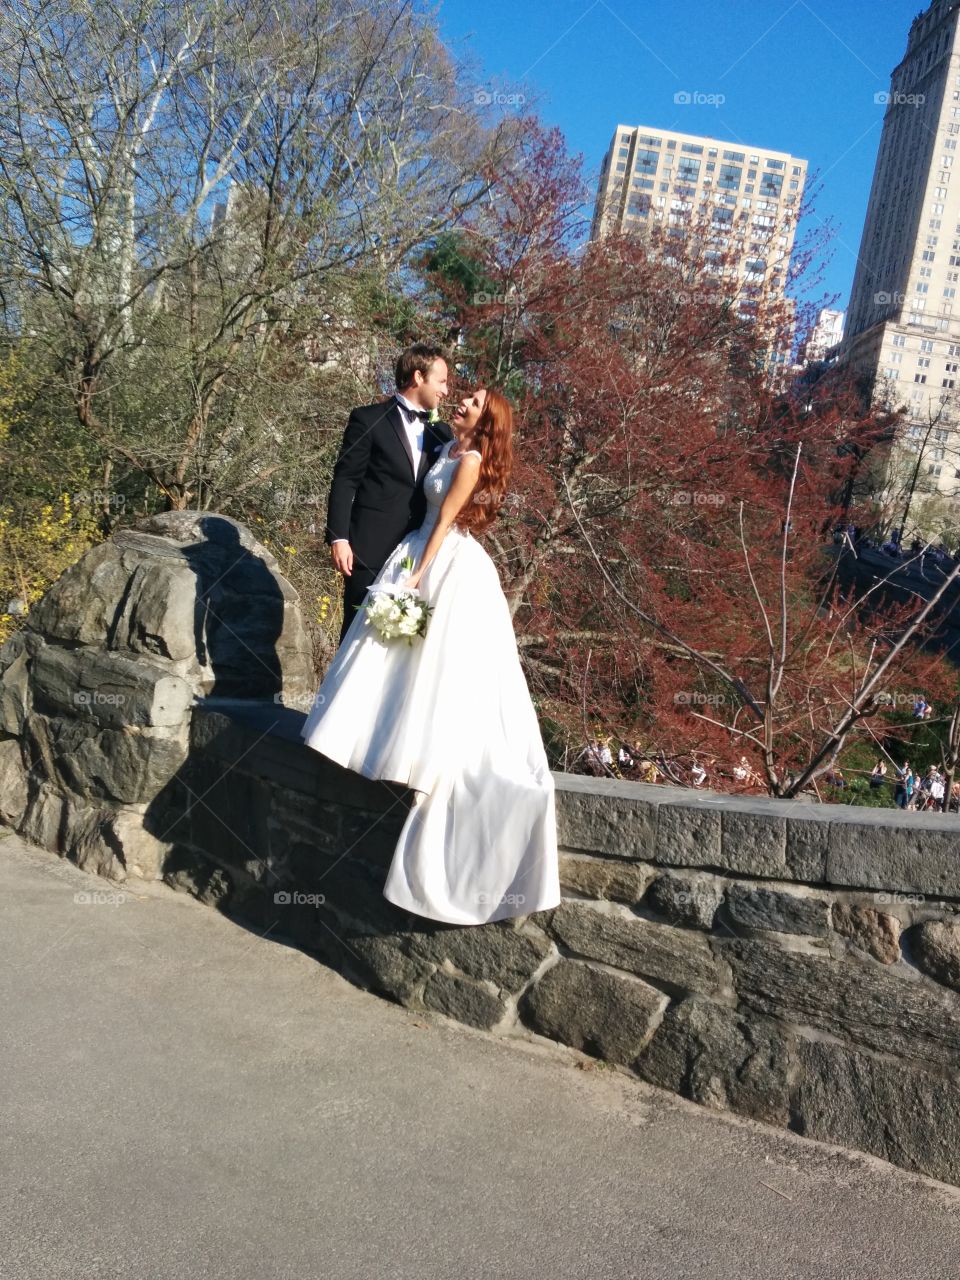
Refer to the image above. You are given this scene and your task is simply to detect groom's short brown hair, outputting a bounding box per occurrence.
[395,343,448,391]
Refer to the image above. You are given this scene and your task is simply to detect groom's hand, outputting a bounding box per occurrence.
[331,541,354,576]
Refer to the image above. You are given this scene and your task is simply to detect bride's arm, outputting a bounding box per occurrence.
[404,454,481,589]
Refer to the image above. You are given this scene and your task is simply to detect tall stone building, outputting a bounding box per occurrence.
[842,0,960,506]
[591,123,807,315]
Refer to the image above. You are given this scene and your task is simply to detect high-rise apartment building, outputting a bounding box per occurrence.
[591,124,807,313]
[842,0,960,500]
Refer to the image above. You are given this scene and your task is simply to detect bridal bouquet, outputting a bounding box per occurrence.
[364,558,432,644]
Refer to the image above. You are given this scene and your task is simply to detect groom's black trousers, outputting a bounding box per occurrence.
[340,561,378,645]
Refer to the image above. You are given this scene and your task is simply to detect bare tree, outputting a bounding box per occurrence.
[0,0,524,508]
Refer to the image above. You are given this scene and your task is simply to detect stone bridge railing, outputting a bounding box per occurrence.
[2,515,960,1188]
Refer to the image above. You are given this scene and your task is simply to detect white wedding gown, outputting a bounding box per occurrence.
[300,440,561,926]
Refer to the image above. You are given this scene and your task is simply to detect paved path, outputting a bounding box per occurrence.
[2,829,959,1280]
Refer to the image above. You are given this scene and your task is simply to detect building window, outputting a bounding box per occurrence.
[915,373,927,382]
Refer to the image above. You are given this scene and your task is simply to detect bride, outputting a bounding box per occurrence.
[300,386,561,926]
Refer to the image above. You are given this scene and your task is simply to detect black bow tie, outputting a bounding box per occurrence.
[402,405,431,422]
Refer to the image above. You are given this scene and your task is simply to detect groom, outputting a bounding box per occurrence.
[326,343,454,644]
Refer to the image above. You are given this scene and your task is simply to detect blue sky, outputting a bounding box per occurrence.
[437,0,922,317]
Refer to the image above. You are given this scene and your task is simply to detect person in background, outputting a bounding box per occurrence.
[638,758,660,785]
[869,757,888,789]
[931,770,946,811]
[918,766,937,810]
[905,764,918,811]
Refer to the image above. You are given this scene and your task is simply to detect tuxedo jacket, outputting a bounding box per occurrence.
[325,399,454,573]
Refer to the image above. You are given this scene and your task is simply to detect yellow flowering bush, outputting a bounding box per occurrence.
[0,491,102,645]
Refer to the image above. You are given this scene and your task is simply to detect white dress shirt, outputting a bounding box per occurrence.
[394,390,426,476]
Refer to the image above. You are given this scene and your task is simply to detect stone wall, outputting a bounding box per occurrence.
[128,705,960,1188]
[0,512,314,878]
[3,518,960,1188]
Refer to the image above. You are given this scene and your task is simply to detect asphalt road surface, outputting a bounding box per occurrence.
[2,828,959,1280]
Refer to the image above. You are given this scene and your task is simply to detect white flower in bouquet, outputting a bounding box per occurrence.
[365,557,432,644]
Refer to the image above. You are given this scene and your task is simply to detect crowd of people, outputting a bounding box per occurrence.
[881,758,959,812]
[574,736,958,811]
[574,739,761,790]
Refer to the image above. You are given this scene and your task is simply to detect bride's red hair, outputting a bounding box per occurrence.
[455,387,514,535]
